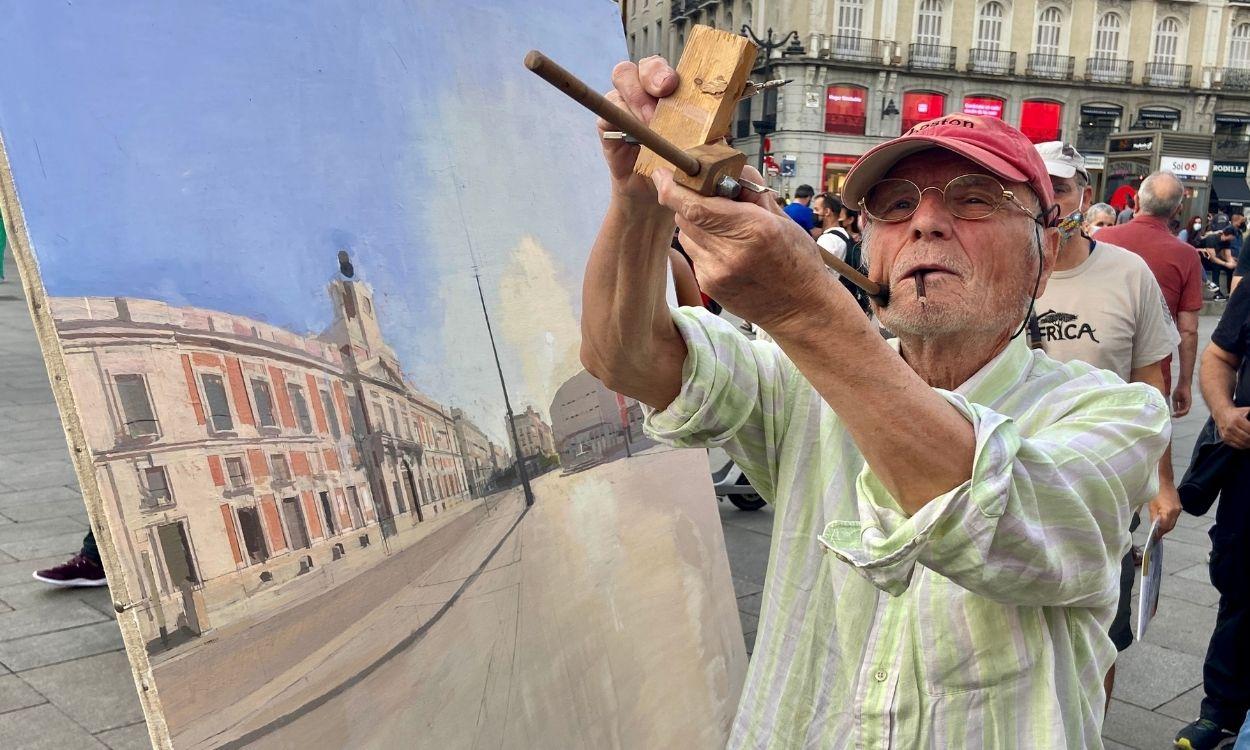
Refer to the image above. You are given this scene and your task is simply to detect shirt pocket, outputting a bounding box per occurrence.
[911,570,1041,696]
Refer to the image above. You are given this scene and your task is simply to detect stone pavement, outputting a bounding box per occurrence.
[0,229,1234,750]
[0,249,148,750]
[718,312,1229,750]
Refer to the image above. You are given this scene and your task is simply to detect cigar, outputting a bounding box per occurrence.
[915,272,927,307]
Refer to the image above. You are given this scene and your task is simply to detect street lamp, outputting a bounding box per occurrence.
[741,25,803,174]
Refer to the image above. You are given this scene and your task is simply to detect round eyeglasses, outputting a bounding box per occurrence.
[860,174,1043,225]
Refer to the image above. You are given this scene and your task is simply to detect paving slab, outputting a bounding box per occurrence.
[737,591,762,617]
[0,673,45,713]
[0,499,90,523]
[0,516,87,545]
[96,722,154,750]
[1141,594,1220,660]
[0,600,109,642]
[1156,684,1205,724]
[1112,640,1204,711]
[19,651,145,734]
[1102,698,1188,749]
[0,620,125,672]
[0,485,81,509]
[0,530,89,561]
[0,703,107,749]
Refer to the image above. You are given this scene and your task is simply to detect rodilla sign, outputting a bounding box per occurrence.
[1161,155,1211,179]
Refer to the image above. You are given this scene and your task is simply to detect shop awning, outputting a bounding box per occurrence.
[1212,173,1250,208]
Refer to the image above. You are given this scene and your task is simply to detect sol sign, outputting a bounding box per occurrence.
[1160,155,1211,179]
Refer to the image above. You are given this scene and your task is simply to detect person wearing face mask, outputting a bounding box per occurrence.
[1199,227,1238,299]
[1084,202,1117,234]
[1032,142,1182,713]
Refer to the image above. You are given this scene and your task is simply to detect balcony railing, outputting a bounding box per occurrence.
[908,43,957,71]
[821,35,891,64]
[1085,57,1133,84]
[1026,53,1075,80]
[1143,62,1193,88]
[1213,66,1250,91]
[966,48,1016,76]
[1214,134,1250,161]
[1075,127,1115,153]
[669,0,697,20]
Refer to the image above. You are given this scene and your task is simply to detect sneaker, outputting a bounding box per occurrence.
[33,553,107,587]
[1174,718,1236,749]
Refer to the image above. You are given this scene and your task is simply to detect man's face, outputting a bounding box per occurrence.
[811,196,828,220]
[1085,210,1115,233]
[865,150,1056,339]
[1049,175,1091,222]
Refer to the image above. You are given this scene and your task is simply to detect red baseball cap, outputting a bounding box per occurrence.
[841,115,1055,221]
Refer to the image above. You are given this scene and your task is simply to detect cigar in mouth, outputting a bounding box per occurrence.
[915,272,928,308]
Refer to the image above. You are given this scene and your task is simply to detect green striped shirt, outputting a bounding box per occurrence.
[644,307,1170,749]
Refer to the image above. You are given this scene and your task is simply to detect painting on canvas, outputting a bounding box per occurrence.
[0,2,745,747]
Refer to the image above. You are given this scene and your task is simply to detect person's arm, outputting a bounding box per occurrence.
[1130,361,1180,537]
[1175,310,1199,416]
[1201,343,1250,449]
[668,248,704,308]
[1221,247,1238,269]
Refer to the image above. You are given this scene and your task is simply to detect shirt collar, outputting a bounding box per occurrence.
[886,333,1035,408]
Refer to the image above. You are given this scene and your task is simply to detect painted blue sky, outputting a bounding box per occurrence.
[0,0,622,444]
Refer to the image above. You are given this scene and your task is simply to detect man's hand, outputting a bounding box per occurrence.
[1171,382,1191,417]
[1215,404,1250,449]
[650,167,844,334]
[599,57,679,202]
[1148,486,1181,538]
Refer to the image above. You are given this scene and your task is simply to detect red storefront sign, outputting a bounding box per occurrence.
[1020,100,1063,143]
[962,96,1004,119]
[902,92,945,132]
[825,85,867,135]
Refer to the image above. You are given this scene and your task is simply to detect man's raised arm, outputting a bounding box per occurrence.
[578,57,688,410]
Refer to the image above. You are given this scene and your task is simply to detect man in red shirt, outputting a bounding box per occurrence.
[1095,171,1203,417]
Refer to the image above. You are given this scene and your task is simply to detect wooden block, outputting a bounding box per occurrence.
[673,143,747,197]
[633,25,757,180]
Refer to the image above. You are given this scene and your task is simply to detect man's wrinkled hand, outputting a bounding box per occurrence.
[1171,383,1191,418]
[650,166,840,334]
[1215,405,1250,449]
[598,56,679,202]
[1148,486,1181,538]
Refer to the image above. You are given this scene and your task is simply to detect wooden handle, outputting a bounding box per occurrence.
[817,246,887,300]
[524,50,702,178]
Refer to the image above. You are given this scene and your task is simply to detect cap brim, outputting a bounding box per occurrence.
[841,137,1031,207]
[1042,160,1077,179]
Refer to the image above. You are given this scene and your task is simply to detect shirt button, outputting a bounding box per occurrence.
[875,670,888,682]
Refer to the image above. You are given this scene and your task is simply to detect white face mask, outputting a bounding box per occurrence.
[1194,222,1202,230]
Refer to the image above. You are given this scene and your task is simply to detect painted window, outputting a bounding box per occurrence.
[236,507,269,564]
[156,521,200,586]
[224,456,248,488]
[270,453,292,482]
[901,91,945,132]
[250,378,277,428]
[1035,7,1062,56]
[200,373,234,432]
[287,383,313,434]
[143,466,173,508]
[975,1,1004,50]
[825,84,868,134]
[1020,100,1063,143]
[1153,17,1180,65]
[114,373,158,437]
[320,388,341,440]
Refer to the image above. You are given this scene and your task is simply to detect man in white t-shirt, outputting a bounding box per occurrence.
[1033,141,1182,712]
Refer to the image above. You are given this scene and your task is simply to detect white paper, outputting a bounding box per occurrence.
[1135,518,1165,641]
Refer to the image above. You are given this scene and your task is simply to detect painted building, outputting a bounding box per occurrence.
[451,407,503,496]
[53,275,472,652]
[507,405,556,460]
[549,369,645,465]
[625,0,1250,209]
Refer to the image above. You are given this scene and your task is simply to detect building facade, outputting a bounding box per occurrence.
[54,275,474,652]
[625,0,1250,210]
[451,407,503,496]
[507,405,556,461]
[549,369,645,465]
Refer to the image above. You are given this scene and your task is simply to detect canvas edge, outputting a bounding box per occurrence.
[0,130,174,750]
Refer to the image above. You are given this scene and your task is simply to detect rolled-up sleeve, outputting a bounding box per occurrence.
[643,307,797,500]
[819,379,1170,606]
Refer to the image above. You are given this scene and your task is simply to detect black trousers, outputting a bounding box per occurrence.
[1202,257,1234,293]
[1201,454,1250,731]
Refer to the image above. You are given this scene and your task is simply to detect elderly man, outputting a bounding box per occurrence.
[1096,172,1205,418]
[1085,202,1117,234]
[583,58,1170,747]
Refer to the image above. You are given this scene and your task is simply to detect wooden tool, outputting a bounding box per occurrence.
[524,37,889,303]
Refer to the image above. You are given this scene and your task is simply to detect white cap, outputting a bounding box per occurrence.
[1034,141,1089,182]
